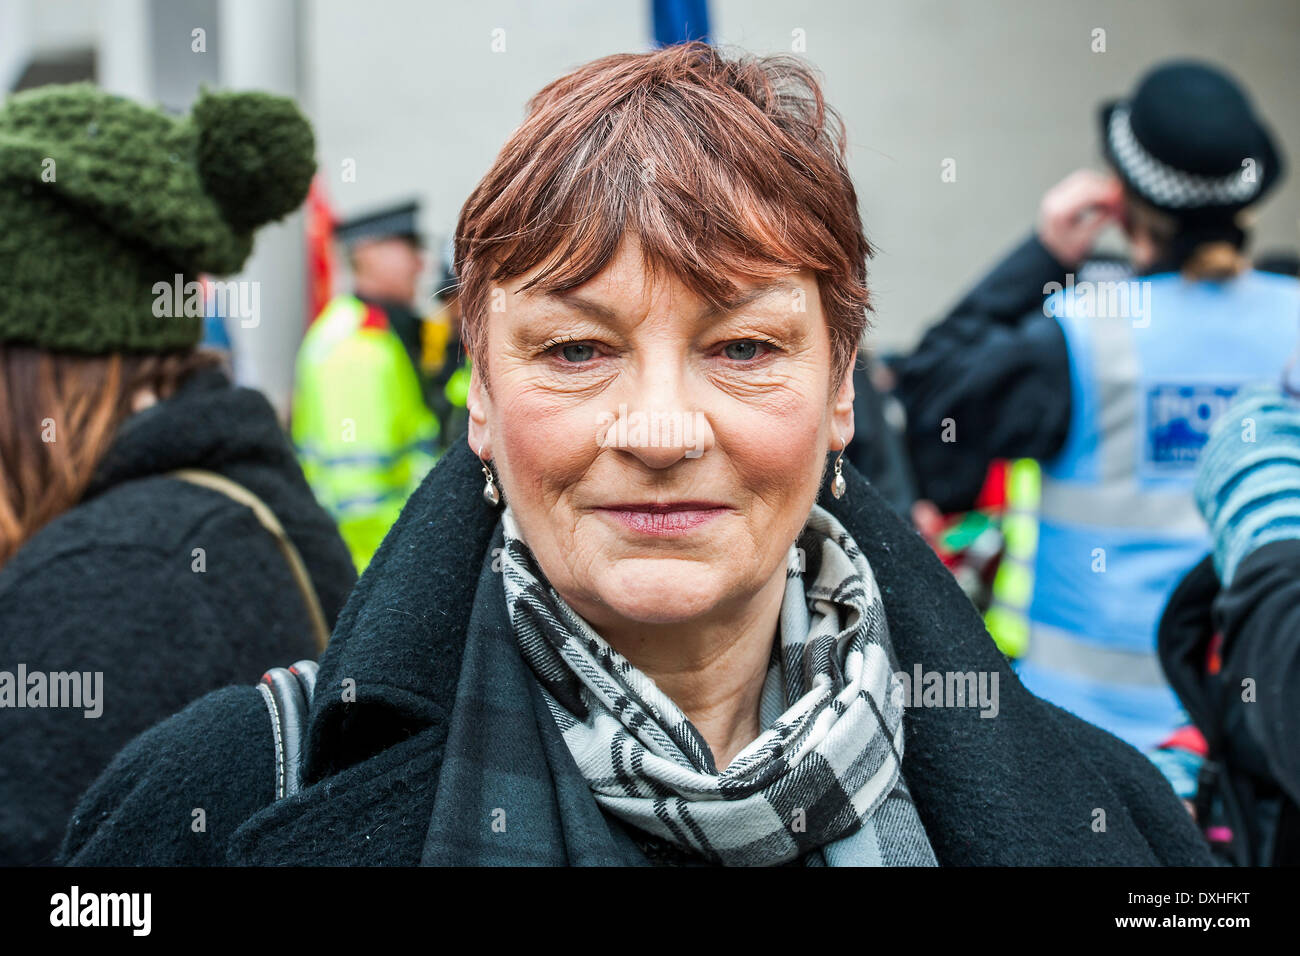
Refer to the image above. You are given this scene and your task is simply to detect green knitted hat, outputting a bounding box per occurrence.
[0,83,316,353]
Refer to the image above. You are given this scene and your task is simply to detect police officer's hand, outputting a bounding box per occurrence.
[1036,170,1123,268]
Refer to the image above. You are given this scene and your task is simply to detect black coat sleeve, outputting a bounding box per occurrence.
[895,233,1074,512]
[58,685,275,866]
[1213,539,1300,806]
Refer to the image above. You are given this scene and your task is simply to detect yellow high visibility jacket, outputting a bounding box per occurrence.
[292,295,439,572]
[984,458,1041,659]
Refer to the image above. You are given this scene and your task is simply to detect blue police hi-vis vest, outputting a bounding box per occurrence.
[1019,268,1300,753]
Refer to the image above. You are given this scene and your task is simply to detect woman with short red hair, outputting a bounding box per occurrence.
[64,43,1210,867]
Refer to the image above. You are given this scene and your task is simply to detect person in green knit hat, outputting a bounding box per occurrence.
[0,83,357,865]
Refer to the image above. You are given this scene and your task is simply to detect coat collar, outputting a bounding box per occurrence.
[85,367,290,499]
[419,522,649,865]
[300,439,496,782]
[240,439,1203,865]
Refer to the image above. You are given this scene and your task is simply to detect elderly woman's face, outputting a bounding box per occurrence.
[468,236,855,633]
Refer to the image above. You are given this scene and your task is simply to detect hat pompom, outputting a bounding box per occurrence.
[193,89,316,233]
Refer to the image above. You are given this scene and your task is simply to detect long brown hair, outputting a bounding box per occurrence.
[0,346,225,568]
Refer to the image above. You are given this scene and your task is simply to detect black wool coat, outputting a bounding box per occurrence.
[60,438,1213,866]
[0,368,356,865]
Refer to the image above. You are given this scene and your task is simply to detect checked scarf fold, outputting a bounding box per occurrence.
[499,503,937,867]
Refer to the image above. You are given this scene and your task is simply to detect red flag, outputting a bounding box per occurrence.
[305,175,337,326]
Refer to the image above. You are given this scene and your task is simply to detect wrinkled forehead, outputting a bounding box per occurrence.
[497,231,816,325]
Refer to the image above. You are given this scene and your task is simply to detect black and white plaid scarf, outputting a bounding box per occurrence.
[499,503,937,867]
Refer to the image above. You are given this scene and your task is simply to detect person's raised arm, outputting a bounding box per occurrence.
[895,171,1121,511]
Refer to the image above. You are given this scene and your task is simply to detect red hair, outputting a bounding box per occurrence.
[454,42,871,389]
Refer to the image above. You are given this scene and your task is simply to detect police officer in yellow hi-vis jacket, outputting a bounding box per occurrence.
[292,201,462,571]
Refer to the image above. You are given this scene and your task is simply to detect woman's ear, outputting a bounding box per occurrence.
[466,362,492,459]
[831,361,856,451]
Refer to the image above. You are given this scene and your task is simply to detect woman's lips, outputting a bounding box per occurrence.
[595,503,729,536]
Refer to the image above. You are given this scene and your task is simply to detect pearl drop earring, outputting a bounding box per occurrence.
[830,430,847,500]
[480,443,500,506]
[831,449,846,500]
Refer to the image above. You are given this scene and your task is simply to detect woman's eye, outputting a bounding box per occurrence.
[556,342,595,363]
[722,340,767,361]
[540,340,595,361]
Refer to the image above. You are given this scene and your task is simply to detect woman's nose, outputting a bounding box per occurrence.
[599,365,715,468]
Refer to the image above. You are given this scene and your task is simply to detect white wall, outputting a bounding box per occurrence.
[0,0,31,92]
